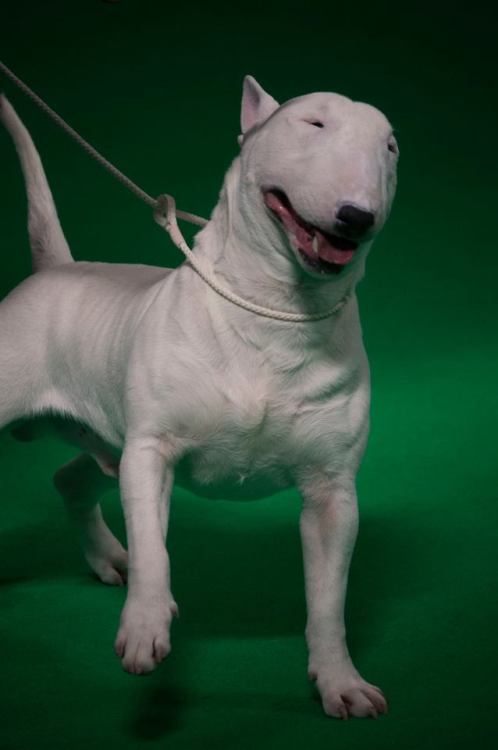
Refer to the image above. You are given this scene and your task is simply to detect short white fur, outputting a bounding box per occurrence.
[0,76,398,719]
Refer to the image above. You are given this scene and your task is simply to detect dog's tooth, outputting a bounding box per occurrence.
[312,235,319,256]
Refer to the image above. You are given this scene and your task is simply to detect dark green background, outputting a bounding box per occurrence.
[1,1,497,748]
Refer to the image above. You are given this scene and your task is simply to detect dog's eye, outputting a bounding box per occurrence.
[387,138,398,154]
[303,119,324,128]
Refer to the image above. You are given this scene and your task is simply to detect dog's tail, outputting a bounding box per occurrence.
[0,94,73,271]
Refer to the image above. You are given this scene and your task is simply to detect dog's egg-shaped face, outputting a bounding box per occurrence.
[238,77,398,279]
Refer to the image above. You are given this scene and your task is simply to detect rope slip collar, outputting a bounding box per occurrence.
[153,194,351,322]
[0,60,350,323]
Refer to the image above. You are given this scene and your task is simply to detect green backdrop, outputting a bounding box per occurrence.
[0,1,497,748]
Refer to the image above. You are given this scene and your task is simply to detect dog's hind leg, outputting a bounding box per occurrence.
[53,453,128,586]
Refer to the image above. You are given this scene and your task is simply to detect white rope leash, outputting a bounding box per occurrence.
[154,194,351,321]
[0,60,206,226]
[0,60,349,323]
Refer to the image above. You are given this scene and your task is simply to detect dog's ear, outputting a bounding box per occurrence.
[239,76,279,143]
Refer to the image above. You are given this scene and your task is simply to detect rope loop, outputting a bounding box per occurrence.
[153,195,350,322]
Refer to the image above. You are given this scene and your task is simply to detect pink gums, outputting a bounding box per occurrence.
[264,191,357,266]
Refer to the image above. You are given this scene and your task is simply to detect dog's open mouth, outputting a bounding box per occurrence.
[263,189,359,274]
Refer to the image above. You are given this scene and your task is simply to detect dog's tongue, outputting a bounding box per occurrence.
[305,228,356,265]
[264,191,356,266]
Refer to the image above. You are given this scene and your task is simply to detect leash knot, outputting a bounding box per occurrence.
[154,193,175,231]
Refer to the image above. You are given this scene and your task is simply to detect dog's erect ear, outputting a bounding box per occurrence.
[239,76,279,141]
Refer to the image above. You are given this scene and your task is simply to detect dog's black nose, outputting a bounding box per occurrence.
[336,204,375,235]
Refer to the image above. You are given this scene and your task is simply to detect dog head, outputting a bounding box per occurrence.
[237,76,398,281]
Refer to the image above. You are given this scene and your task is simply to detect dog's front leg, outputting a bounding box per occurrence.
[114,436,178,674]
[298,472,388,719]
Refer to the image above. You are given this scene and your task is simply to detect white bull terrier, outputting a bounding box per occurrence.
[0,76,398,719]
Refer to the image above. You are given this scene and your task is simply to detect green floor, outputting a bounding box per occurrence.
[1,1,497,748]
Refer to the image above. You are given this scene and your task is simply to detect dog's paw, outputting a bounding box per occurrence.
[310,664,388,719]
[84,536,128,586]
[114,597,178,674]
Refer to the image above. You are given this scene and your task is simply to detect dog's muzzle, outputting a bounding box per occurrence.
[263,189,369,275]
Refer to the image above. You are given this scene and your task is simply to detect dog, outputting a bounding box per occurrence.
[0,75,398,719]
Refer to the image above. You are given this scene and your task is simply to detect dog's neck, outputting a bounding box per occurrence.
[192,157,366,319]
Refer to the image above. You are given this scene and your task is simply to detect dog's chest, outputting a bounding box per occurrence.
[176,365,294,497]
[172,333,367,500]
